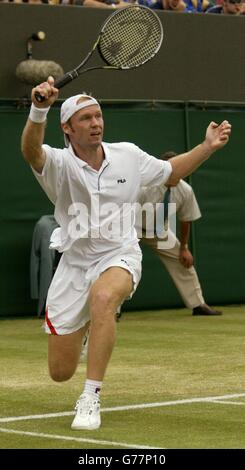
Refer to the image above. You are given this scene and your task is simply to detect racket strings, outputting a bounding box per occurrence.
[99,7,163,69]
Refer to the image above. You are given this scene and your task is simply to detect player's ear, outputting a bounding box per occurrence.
[62,122,71,135]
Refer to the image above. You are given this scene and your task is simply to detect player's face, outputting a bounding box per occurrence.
[65,105,104,148]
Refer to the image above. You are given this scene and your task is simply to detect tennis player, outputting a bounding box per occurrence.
[21,76,231,430]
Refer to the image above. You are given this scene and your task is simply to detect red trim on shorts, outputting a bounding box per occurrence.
[45,307,58,335]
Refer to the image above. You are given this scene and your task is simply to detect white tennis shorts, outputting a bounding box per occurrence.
[45,245,142,335]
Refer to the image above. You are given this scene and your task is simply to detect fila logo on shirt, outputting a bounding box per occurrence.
[117,178,126,184]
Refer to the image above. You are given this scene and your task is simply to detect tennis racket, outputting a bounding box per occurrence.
[35,5,163,102]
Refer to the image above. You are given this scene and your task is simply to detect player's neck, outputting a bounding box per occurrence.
[72,142,104,170]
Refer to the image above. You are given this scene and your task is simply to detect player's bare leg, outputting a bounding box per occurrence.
[71,266,133,430]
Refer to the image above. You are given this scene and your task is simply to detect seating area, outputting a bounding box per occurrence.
[1,0,245,15]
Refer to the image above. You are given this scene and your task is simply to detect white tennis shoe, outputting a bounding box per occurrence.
[71,392,101,430]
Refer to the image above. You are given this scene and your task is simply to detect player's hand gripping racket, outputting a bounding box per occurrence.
[35,5,163,102]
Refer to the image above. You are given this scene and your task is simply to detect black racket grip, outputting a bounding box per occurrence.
[34,71,78,103]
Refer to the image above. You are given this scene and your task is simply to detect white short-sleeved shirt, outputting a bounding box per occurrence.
[137,179,201,233]
[32,142,172,266]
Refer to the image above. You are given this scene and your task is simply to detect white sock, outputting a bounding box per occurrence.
[84,379,102,398]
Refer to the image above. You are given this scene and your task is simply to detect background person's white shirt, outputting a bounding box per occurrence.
[138,179,201,224]
[136,179,201,242]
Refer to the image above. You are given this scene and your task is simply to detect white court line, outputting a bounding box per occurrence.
[1,392,245,424]
[0,427,161,450]
[0,411,74,424]
[209,400,245,406]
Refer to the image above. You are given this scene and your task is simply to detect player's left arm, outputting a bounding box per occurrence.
[166,120,231,185]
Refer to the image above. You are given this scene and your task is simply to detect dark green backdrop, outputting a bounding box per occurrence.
[1,100,245,316]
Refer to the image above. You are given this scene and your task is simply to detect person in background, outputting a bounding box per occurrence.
[206,0,245,14]
[132,0,211,12]
[137,151,222,317]
[184,0,210,11]
[1,0,130,6]
[54,0,131,7]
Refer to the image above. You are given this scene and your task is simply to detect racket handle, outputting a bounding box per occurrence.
[54,71,78,89]
[34,70,79,103]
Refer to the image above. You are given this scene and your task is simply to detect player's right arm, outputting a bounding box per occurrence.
[21,118,47,174]
[21,76,59,174]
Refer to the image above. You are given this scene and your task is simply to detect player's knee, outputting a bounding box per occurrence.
[49,364,74,382]
[90,287,114,313]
